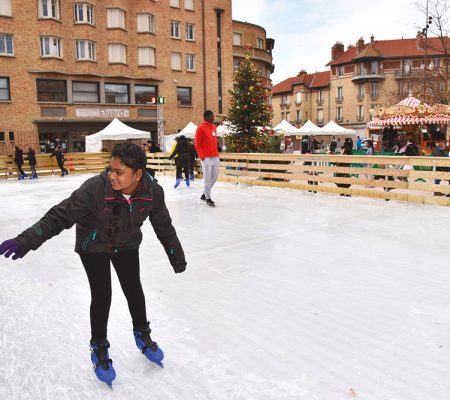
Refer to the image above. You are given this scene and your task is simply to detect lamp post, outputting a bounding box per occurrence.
[418,0,433,102]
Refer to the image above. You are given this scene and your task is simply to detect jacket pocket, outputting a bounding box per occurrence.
[82,229,97,251]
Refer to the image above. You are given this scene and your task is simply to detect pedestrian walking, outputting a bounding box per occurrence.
[195,110,220,207]
[14,145,26,179]
[169,135,191,188]
[0,143,187,387]
[27,147,38,179]
[50,145,68,176]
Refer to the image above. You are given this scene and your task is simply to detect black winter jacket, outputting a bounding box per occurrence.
[27,149,37,166]
[14,170,186,273]
[169,139,191,169]
[50,149,65,164]
[14,148,24,166]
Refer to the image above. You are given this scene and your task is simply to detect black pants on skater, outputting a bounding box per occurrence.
[58,161,68,175]
[80,250,148,342]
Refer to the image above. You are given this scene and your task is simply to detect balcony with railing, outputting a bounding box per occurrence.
[233,45,273,64]
[351,70,385,82]
[356,114,365,122]
[357,93,364,101]
[335,96,344,104]
[395,70,412,79]
[336,115,344,123]
[370,92,379,100]
[316,98,324,106]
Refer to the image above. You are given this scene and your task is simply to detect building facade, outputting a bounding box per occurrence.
[0,0,273,156]
[273,35,449,138]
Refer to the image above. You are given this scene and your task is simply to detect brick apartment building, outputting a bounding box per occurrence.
[272,35,449,138]
[0,0,274,155]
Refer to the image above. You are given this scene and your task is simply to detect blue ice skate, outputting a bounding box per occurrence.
[18,173,26,180]
[174,178,181,189]
[90,339,116,387]
[133,324,164,368]
[185,178,190,187]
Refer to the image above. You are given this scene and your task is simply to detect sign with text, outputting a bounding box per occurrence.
[76,108,130,118]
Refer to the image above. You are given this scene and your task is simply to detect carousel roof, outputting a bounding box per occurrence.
[367,96,450,126]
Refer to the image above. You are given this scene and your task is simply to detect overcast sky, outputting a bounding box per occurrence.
[232,0,426,84]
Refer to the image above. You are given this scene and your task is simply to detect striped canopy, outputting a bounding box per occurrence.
[367,96,450,127]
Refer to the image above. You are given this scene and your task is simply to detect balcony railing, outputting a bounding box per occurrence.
[357,94,364,101]
[335,96,344,103]
[370,92,379,100]
[351,71,385,82]
[356,115,365,122]
[316,99,324,106]
[336,116,343,122]
[395,70,412,79]
[232,45,273,64]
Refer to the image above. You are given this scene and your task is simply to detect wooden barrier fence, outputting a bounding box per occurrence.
[2,152,450,206]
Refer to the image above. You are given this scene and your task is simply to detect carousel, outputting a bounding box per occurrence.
[367,96,450,154]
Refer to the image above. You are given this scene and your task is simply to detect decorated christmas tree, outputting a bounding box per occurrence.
[226,45,281,153]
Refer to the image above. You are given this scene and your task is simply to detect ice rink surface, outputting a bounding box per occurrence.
[0,173,449,400]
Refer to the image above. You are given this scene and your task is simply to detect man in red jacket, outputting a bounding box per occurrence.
[195,110,220,207]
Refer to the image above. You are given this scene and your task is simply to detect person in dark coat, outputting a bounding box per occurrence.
[404,139,419,156]
[431,142,449,195]
[27,147,38,179]
[14,145,26,179]
[147,140,162,153]
[169,135,191,188]
[0,143,186,386]
[50,145,68,176]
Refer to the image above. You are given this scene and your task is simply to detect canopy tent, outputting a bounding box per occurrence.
[297,120,323,135]
[367,96,450,126]
[273,120,301,134]
[177,121,198,138]
[315,120,356,136]
[85,118,150,152]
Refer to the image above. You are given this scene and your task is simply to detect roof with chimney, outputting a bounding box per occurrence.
[273,70,331,95]
[328,36,449,67]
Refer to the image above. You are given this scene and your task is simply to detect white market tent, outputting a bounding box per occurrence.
[162,122,198,152]
[85,118,150,152]
[273,119,301,134]
[314,120,356,136]
[298,120,323,135]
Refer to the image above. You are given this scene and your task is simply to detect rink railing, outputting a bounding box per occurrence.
[2,152,450,206]
[0,153,111,178]
[147,152,450,207]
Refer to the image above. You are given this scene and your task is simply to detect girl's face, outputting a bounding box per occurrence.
[108,157,142,194]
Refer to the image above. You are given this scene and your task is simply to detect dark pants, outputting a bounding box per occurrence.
[16,163,25,175]
[176,159,190,181]
[80,250,147,342]
[30,164,37,176]
[58,161,68,175]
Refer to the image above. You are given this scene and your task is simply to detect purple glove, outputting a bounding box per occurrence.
[0,239,23,260]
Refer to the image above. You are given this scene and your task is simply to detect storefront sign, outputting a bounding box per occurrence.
[76,108,130,118]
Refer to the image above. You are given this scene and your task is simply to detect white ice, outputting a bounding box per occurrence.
[0,174,449,400]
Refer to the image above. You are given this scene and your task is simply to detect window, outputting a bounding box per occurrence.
[137,14,155,33]
[38,0,60,19]
[317,109,324,124]
[36,79,67,102]
[107,8,125,29]
[233,59,240,71]
[170,21,180,38]
[296,110,301,123]
[336,106,343,122]
[358,83,364,99]
[186,54,195,71]
[233,32,242,46]
[184,0,194,10]
[0,0,12,16]
[337,66,344,76]
[370,61,379,74]
[257,38,264,50]
[105,83,129,104]
[74,3,94,24]
[281,112,284,120]
[138,47,155,66]
[336,86,343,101]
[171,52,181,70]
[169,0,180,7]
[75,40,96,61]
[0,132,4,141]
[186,23,194,40]
[283,94,290,106]
[317,89,323,104]
[135,85,157,104]
[357,105,364,120]
[295,92,302,105]
[72,81,99,103]
[0,77,10,101]
[9,131,13,141]
[40,36,63,58]
[285,111,290,121]
[108,43,126,64]
[371,82,379,98]
[0,34,13,55]
[177,87,192,106]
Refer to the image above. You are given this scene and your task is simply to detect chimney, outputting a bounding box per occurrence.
[347,43,355,50]
[297,69,307,76]
[356,37,365,53]
[331,41,345,60]
[370,35,375,45]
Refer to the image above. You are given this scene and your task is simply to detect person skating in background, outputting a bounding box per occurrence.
[50,145,69,176]
[27,147,38,179]
[188,138,198,181]
[147,140,162,153]
[364,139,375,187]
[14,145,26,179]
[169,135,191,188]
[195,110,220,207]
[0,143,187,387]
